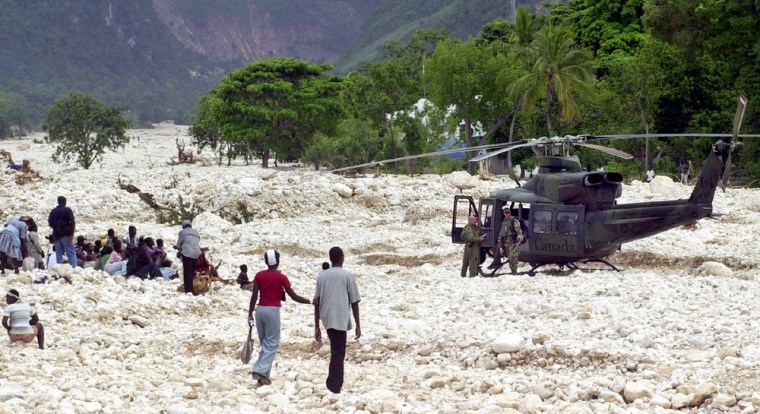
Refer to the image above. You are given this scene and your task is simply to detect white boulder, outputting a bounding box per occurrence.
[743,194,760,212]
[447,171,477,192]
[710,393,737,409]
[649,175,679,196]
[623,381,654,403]
[493,333,525,353]
[519,394,543,414]
[697,261,734,278]
[0,383,25,402]
[332,182,353,198]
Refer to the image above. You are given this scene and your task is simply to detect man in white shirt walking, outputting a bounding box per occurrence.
[313,246,361,394]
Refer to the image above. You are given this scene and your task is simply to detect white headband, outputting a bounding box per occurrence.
[265,249,278,266]
[6,291,19,299]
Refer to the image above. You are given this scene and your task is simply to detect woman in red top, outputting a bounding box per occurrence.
[247,249,311,385]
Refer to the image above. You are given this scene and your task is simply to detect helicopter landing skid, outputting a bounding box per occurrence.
[572,258,622,272]
[526,259,622,275]
[480,259,621,278]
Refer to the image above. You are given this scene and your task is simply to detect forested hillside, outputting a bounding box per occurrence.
[185,0,760,185]
[0,0,220,126]
[333,0,559,72]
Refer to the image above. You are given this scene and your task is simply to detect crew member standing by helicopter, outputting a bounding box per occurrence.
[488,207,524,274]
[461,215,485,278]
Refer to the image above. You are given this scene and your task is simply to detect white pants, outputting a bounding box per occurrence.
[107,260,128,276]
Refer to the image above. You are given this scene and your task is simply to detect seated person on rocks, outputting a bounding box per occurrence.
[153,239,170,266]
[144,237,176,280]
[96,246,112,271]
[104,240,128,277]
[46,245,59,271]
[3,289,44,349]
[123,225,139,255]
[74,235,90,267]
[80,243,99,268]
[128,239,162,280]
[102,228,116,249]
[146,238,165,263]
[25,219,46,270]
[74,235,86,252]
[237,264,253,291]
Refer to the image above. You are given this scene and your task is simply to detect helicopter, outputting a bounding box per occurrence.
[332,96,759,276]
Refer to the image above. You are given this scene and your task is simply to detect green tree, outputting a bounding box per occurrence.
[643,0,705,57]
[480,6,541,49]
[189,95,232,166]
[509,24,595,135]
[211,58,343,168]
[345,60,415,169]
[425,38,511,173]
[478,9,542,171]
[341,29,449,172]
[552,0,648,72]
[302,119,384,171]
[0,92,30,138]
[45,92,130,169]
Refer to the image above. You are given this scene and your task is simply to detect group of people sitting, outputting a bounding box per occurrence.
[61,226,178,280]
[0,216,179,281]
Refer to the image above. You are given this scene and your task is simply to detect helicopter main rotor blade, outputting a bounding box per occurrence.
[468,135,632,162]
[587,133,760,140]
[328,141,523,173]
[467,139,549,162]
[330,128,760,173]
[575,143,633,159]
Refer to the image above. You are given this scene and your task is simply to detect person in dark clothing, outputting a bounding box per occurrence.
[175,220,201,294]
[129,240,161,279]
[237,264,253,291]
[47,196,77,268]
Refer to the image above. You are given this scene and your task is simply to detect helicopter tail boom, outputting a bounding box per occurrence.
[688,140,731,205]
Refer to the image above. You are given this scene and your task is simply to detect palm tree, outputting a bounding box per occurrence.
[510,6,537,47]
[509,23,595,135]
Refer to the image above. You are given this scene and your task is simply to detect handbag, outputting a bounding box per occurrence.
[240,325,254,364]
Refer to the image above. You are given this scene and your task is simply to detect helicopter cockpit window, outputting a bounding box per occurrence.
[557,212,578,235]
[533,210,552,234]
[482,203,495,228]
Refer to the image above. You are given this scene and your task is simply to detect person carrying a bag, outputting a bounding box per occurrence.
[247,249,311,385]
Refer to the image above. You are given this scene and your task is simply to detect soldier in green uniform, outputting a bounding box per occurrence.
[461,214,485,277]
[488,207,524,274]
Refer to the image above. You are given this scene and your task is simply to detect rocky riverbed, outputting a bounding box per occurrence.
[0,123,759,413]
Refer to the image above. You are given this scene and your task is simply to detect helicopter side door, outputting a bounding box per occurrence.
[451,195,479,244]
[528,205,585,258]
[477,198,498,249]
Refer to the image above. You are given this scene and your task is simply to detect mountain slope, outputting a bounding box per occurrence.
[153,0,376,63]
[0,0,218,124]
[0,0,562,127]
